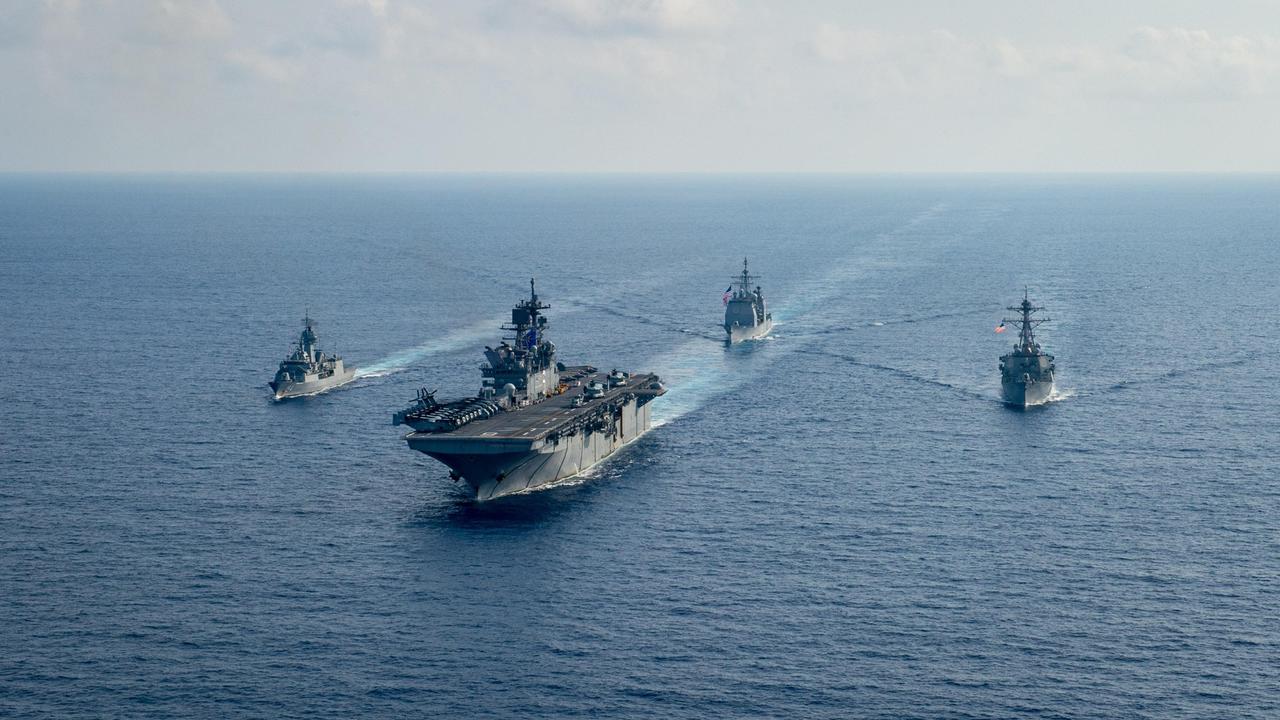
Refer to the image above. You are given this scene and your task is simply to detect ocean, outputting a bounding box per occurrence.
[2,174,1277,718]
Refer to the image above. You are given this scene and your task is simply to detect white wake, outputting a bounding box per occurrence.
[354,319,495,379]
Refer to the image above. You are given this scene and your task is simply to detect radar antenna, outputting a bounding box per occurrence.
[731,257,762,297]
[1001,287,1049,352]
[501,278,551,348]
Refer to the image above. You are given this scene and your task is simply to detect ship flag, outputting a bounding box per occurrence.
[722,285,733,305]
[994,323,1007,333]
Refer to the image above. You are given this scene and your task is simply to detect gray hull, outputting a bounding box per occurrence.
[1002,377,1054,407]
[1000,349,1055,408]
[408,395,654,501]
[726,317,773,344]
[998,292,1055,408]
[271,367,357,399]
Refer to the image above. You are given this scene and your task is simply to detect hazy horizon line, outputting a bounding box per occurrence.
[4,169,1279,177]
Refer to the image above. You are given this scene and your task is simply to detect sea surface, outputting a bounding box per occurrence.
[1,174,1277,719]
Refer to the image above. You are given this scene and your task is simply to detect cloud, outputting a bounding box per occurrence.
[1105,26,1280,99]
[0,1,44,48]
[225,48,300,83]
[810,22,1280,102]
[519,0,733,36]
[6,3,1280,172]
[808,25,997,99]
[127,0,232,46]
[26,0,235,99]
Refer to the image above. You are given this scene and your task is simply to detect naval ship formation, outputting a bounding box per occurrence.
[269,315,356,400]
[267,258,1064,499]
[998,290,1055,407]
[724,257,772,343]
[393,280,666,501]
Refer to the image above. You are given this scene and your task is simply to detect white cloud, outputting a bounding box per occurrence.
[528,0,733,35]
[808,25,995,99]
[226,48,300,83]
[139,0,232,44]
[1105,26,1280,99]
[5,2,1280,171]
[0,1,45,47]
[810,22,1280,102]
[813,23,886,63]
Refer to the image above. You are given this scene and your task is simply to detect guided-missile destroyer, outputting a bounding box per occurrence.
[269,315,356,400]
[998,290,1055,407]
[724,257,772,343]
[393,281,666,501]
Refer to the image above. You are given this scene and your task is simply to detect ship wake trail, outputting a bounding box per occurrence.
[561,297,723,342]
[649,338,759,427]
[355,319,495,379]
[1100,357,1248,395]
[1047,387,1077,403]
[868,306,1000,328]
[652,202,969,427]
[796,306,999,338]
[772,202,955,328]
[832,354,993,403]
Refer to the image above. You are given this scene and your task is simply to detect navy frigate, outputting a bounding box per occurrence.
[724,257,772,343]
[269,315,356,400]
[393,280,666,501]
[998,290,1055,407]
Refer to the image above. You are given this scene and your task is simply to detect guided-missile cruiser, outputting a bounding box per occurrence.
[998,290,1055,407]
[393,280,666,501]
[724,257,772,343]
[268,315,356,400]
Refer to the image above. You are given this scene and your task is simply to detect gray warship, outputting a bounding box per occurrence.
[724,257,773,343]
[269,315,357,400]
[393,280,666,501]
[998,290,1055,407]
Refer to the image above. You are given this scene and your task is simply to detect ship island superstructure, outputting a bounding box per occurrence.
[724,257,773,343]
[999,290,1055,407]
[394,280,666,500]
[269,315,356,400]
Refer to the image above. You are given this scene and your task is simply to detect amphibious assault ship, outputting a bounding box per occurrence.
[269,315,356,400]
[724,257,772,343]
[393,281,666,501]
[998,290,1055,407]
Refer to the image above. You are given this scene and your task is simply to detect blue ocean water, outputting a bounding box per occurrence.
[1,174,1277,718]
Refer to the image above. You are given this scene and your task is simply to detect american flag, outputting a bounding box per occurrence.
[722,285,733,305]
[994,323,1007,334]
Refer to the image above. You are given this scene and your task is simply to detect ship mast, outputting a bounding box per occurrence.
[732,257,761,297]
[299,310,318,359]
[501,278,551,351]
[1002,287,1049,353]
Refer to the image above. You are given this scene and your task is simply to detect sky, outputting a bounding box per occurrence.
[3,0,1280,172]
